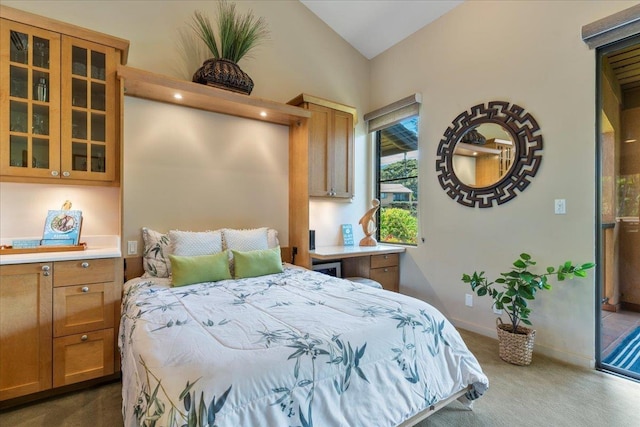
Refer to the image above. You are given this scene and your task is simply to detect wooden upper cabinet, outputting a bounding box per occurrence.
[0,6,128,184]
[0,20,62,179]
[60,36,118,181]
[289,94,355,199]
[0,263,53,401]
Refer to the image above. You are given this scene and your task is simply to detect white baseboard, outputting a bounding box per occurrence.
[451,317,596,369]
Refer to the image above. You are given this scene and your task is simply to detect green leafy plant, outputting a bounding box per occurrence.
[380,207,417,244]
[191,1,269,63]
[462,253,595,334]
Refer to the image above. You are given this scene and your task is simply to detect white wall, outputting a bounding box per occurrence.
[0,183,119,242]
[122,97,290,246]
[370,0,638,366]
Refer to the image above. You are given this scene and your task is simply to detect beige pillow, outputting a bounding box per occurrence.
[141,227,171,278]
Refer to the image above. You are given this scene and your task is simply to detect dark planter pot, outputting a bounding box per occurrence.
[192,58,254,95]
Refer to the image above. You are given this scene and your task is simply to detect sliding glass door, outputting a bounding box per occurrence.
[597,36,640,381]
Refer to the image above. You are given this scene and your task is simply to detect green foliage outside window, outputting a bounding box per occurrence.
[379,208,417,244]
[380,159,418,196]
[379,158,418,244]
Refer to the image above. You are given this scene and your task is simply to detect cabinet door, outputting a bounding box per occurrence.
[53,329,114,387]
[308,103,331,197]
[53,282,117,337]
[330,109,354,198]
[0,19,61,179]
[60,35,117,181]
[0,263,52,400]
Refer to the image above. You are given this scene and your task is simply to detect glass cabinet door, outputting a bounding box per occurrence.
[1,20,61,177]
[60,36,116,181]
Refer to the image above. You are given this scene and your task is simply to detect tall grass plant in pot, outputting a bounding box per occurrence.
[462,253,594,365]
[189,1,269,94]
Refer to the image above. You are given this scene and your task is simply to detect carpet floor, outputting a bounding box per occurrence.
[1,329,639,427]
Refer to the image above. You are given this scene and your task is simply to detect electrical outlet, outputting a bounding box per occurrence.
[554,198,566,214]
[127,240,138,255]
[493,306,503,315]
[465,293,473,307]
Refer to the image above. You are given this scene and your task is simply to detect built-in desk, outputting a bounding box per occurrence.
[311,245,406,292]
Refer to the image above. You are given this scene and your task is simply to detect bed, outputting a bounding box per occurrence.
[119,228,488,427]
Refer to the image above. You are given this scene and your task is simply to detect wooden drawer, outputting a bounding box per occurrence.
[53,258,115,287]
[370,266,399,292]
[371,253,398,269]
[53,282,116,337]
[53,329,114,387]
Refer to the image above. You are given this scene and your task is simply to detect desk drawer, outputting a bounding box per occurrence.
[371,253,398,269]
[370,266,399,292]
[54,258,115,287]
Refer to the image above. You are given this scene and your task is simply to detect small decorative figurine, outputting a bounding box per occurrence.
[359,198,380,246]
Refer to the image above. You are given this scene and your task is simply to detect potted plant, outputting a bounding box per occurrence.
[189,1,269,94]
[462,253,594,365]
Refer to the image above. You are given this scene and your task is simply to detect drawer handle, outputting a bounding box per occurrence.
[42,265,50,276]
[384,268,389,272]
[384,255,388,259]
[81,335,88,342]
[81,262,89,268]
[82,286,89,293]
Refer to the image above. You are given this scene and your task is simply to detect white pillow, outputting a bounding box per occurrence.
[267,228,279,249]
[223,227,269,251]
[169,230,223,256]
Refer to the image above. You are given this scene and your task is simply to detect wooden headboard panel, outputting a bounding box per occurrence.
[123,246,293,282]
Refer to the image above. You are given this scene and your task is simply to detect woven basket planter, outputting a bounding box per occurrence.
[192,58,254,95]
[496,318,536,366]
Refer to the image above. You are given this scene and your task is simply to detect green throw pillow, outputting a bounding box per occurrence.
[233,246,284,279]
[169,251,231,287]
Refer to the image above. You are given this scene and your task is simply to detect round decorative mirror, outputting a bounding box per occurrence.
[435,101,543,208]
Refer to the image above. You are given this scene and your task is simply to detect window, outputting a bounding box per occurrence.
[375,116,419,245]
[365,94,421,245]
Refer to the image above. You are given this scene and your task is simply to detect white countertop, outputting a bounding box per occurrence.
[0,235,121,265]
[310,244,406,260]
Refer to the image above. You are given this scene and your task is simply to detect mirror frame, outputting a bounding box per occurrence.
[435,101,543,208]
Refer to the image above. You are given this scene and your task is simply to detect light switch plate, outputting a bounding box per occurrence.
[465,293,473,307]
[554,199,566,214]
[127,240,138,255]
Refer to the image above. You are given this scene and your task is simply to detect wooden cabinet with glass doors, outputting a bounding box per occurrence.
[0,8,128,183]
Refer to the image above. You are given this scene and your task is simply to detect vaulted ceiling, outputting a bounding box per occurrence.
[299,0,463,59]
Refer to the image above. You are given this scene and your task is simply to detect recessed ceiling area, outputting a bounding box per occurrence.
[300,0,464,59]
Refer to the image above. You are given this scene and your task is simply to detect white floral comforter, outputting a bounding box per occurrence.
[119,266,488,427]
